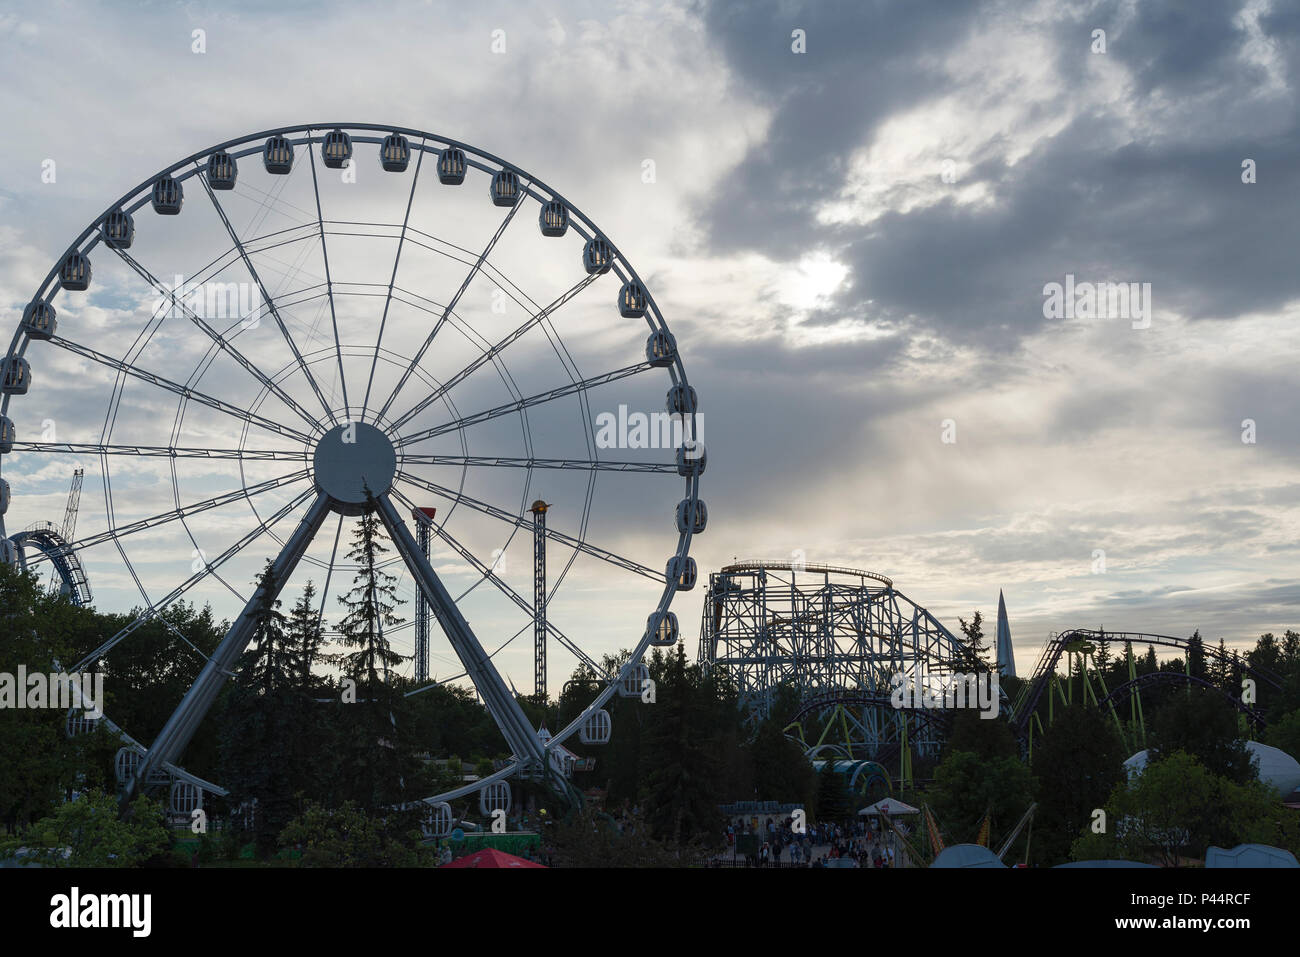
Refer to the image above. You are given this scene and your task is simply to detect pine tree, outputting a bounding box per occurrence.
[642,644,723,846]
[958,610,990,673]
[1186,630,1207,680]
[282,581,331,802]
[241,562,296,694]
[333,509,410,808]
[1096,630,1111,674]
[218,562,301,854]
[335,512,407,693]
[286,581,325,696]
[1213,638,1230,690]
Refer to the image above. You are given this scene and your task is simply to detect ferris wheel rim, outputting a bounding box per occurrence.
[2,123,705,805]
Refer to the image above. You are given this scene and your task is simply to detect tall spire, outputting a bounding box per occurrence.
[996,589,1016,678]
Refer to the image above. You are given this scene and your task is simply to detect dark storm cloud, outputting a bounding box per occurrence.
[701,0,1300,341]
[699,0,982,258]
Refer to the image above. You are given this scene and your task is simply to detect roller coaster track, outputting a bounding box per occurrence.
[11,521,92,606]
[1012,629,1282,737]
[784,691,955,764]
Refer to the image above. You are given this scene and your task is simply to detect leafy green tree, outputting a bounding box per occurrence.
[0,562,117,831]
[1,790,169,867]
[930,749,1035,850]
[96,601,227,779]
[944,708,1019,762]
[278,800,433,867]
[1071,751,1297,865]
[549,806,704,867]
[1264,709,1300,768]
[1148,686,1257,785]
[1030,704,1126,865]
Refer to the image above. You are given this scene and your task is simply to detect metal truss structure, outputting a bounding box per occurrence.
[0,124,704,817]
[531,500,549,700]
[697,561,977,765]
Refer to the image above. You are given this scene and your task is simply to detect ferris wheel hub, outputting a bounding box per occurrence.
[311,421,397,515]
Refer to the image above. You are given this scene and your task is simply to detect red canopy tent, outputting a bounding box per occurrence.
[441,848,545,869]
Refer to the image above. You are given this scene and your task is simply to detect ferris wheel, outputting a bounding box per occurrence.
[0,124,706,814]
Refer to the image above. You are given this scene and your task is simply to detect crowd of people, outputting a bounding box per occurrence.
[722,815,900,868]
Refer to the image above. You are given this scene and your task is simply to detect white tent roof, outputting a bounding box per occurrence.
[859,798,919,816]
[1205,844,1299,868]
[1124,741,1300,796]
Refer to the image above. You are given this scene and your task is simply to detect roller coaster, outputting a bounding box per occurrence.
[6,469,92,606]
[1011,629,1282,757]
[697,561,987,779]
[696,557,1278,779]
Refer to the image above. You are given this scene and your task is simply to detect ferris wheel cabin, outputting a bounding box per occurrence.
[321,129,353,169]
[151,175,183,215]
[437,147,466,185]
[380,133,410,172]
[539,199,568,237]
[20,301,56,340]
[102,209,134,249]
[263,135,294,174]
[206,150,238,189]
[60,252,91,291]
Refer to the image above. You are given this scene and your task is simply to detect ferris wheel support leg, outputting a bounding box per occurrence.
[122,493,332,808]
[374,492,545,771]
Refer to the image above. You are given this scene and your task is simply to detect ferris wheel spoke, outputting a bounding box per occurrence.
[373,185,531,424]
[8,441,307,461]
[373,492,545,768]
[410,498,606,678]
[395,360,653,448]
[197,169,338,427]
[306,141,351,416]
[71,486,318,672]
[106,246,326,435]
[127,492,332,800]
[394,470,662,581]
[313,512,345,639]
[45,335,315,445]
[29,470,311,568]
[398,453,677,473]
[362,141,426,419]
[387,272,599,433]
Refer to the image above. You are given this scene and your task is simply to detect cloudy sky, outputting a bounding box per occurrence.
[2,0,1299,701]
